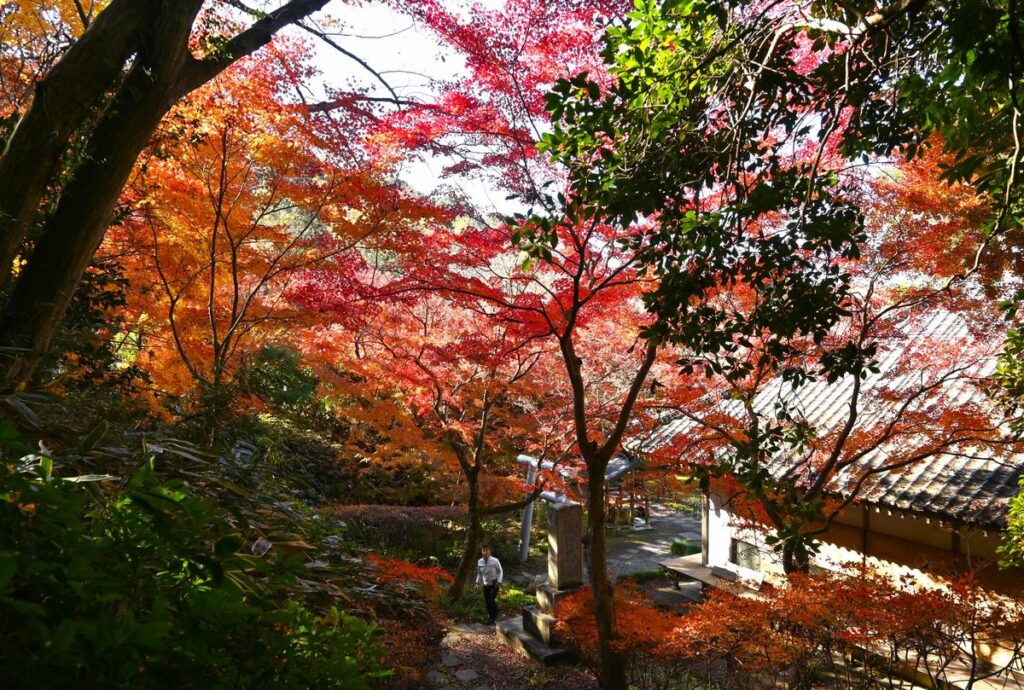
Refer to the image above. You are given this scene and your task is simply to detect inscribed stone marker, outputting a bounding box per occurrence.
[547,502,583,589]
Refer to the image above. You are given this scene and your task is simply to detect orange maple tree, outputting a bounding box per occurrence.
[347,292,560,598]
[557,571,1024,690]
[0,0,100,119]
[105,43,437,432]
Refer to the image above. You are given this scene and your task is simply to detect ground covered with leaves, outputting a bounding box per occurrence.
[436,622,598,690]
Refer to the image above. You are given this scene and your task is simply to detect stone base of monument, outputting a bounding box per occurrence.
[498,500,584,665]
[496,582,581,663]
[522,605,557,645]
[535,583,576,615]
[496,617,574,665]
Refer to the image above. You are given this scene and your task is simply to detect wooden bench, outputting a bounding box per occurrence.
[659,554,763,600]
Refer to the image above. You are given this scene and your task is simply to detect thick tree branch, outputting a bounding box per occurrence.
[178,0,331,96]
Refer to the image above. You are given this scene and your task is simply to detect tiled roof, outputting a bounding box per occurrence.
[635,311,1024,529]
[605,452,642,482]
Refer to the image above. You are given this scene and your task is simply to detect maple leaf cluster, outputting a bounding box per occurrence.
[557,571,1024,690]
[365,552,454,601]
[0,0,101,120]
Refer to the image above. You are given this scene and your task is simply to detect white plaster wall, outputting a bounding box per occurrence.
[706,492,732,568]
[702,496,1022,606]
[960,526,1003,561]
[731,523,784,580]
[702,496,1020,668]
[705,493,783,580]
[706,499,952,586]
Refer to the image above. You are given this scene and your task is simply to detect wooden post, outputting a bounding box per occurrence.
[616,484,623,531]
[622,479,630,528]
[862,505,870,566]
[701,492,710,565]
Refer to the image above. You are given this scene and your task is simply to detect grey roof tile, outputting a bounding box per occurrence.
[640,311,1024,529]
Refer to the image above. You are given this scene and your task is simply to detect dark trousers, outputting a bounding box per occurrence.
[483,583,499,621]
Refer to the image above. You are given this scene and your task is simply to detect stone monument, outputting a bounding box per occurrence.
[499,499,584,663]
[547,501,583,589]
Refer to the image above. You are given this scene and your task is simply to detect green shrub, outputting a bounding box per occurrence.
[0,449,385,688]
[619,568,665,584]
[670,537,700,556]
[443,582,534,622]
[663,492,703,517]
[239,345,319,406]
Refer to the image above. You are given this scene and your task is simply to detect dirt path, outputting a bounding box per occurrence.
[425,622,598,690]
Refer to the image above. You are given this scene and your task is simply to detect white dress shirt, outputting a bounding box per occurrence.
[476,555,503,586]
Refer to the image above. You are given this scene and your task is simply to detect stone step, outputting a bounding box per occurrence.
[496,618,574,665]
[522,605,558,645]
[535,583,577,615]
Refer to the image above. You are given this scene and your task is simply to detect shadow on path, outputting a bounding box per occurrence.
[605,503,701,581]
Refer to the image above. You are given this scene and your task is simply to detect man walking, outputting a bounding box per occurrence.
[475,544,503,625]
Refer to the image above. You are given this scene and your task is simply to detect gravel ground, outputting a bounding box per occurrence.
[605,503,702,580]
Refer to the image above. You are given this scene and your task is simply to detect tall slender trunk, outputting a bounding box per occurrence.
[558,333,654,690]
[448,466,483,600]
[201,376,227,447]
[782,539,810,574]
[586,468,629,690]
[449,520,484,601]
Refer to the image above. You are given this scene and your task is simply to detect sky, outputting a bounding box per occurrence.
[290,0,519,215]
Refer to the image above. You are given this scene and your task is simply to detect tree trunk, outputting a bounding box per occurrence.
[449,517,483,601]
[586,468,629,690]
[0,0,331,387]
[0,0,150,289]
[557,335,654,690]
[201,377,228,447]
[448,460,483,600]
[782,539,810,574]
[786,658,814,690]
[0,2,204,387]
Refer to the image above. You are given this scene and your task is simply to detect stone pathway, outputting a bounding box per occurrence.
[425,502,700,689]
[605,503,701,580]
[429,621,597,690]
[425,623,492,690]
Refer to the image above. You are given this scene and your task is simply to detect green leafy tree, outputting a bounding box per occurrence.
[239,345,319,407]
[540,0,1024,578]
